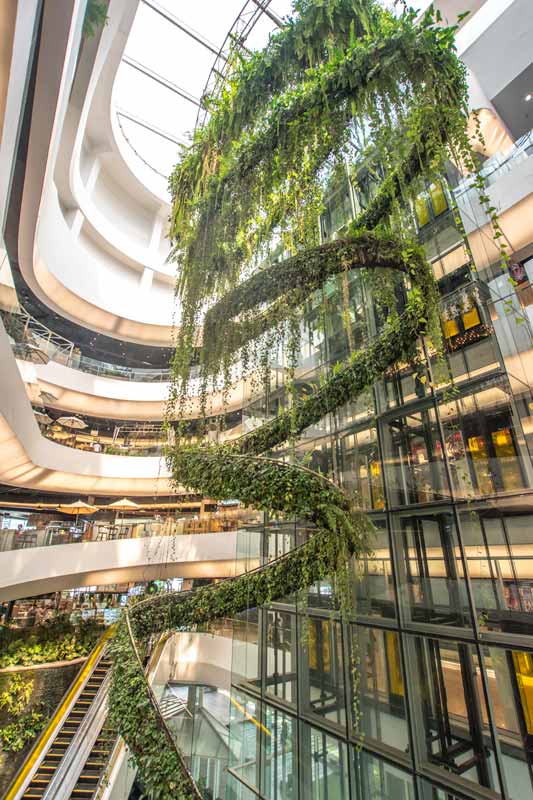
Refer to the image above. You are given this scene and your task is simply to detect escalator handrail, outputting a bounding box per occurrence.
[123,611,203,800]
[4,627,114,800]
[42,670,111,799]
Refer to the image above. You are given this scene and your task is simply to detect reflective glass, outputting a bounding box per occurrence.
[262,705,298,799]
[299,619,346,731]
[354,750,414,800]
[391,509,472,628]
[380,406,450,506]
[352,626,409,752]
[300,722,349,800]
[405,636,502,794]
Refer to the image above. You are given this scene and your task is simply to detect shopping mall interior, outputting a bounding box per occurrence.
[1,0,533,798]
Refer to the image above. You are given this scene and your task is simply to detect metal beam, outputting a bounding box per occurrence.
[122,55,202,108]
[251,0,284,27]
[141,0,225,60]
[116,107,187,146]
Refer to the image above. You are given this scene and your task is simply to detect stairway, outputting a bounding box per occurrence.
[21,656,114,799]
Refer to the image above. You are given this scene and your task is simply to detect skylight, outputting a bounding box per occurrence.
[114,0,293,180]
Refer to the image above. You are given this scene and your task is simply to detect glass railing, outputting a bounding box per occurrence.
[0,305,171,381]
[0,510,264,554]
[39,424,166,457]
[454,129,533,197]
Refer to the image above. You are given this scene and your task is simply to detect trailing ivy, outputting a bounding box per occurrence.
[108,2,473,797]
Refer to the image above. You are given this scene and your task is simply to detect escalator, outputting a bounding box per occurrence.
[21,652,112,799]
[6,633,117,800]
[68,719,116,799]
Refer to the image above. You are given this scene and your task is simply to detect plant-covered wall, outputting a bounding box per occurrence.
[108,1,472,797]
[0,618,103,669]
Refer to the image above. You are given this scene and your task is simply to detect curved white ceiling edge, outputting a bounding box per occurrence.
[65,0,173,267]
[0,318,176,496]
[16,356,262,423]
[18,0,177,345]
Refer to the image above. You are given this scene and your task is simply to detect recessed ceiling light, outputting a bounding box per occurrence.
[526,93,532,102]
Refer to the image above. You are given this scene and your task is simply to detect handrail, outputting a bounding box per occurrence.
[123,611,202,799]
[0,304,171,382]
[4,627,114,800]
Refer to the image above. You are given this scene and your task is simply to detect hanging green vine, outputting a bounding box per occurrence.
[108,2,473,797]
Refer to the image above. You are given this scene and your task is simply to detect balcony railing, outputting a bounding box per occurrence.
[1,305,171,381]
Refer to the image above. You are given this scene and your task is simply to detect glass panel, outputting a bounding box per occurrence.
[265,609,298,707]
[429,181,448,217]
[484,646,533,799]
[460,510,533,639]
[353,519,396,622]
[337,426,385,510]
[405,636,502,794]
[300,722,349,800]
[262,705,298,799]
[391,510,472,628]
[353,626,409,752]
[380,406,450,506]
[228,689,262,792]
[438,380,528,499]
[232,609,261,690]
[226,773,259,799]
[355,750,415,800]
[300,619,346,730]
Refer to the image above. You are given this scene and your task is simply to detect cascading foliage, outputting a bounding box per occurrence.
[108,2,471,797]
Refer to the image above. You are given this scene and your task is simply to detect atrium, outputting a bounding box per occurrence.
[0,0,533,798]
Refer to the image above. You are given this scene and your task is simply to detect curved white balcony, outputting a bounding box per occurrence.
[0,316,174,496]
[18,0,177,346]
[0,532,243,601]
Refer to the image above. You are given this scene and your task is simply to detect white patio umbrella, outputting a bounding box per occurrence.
[34,411,53,426]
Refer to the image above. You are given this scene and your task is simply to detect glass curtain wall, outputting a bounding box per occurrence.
[227,153,533,800]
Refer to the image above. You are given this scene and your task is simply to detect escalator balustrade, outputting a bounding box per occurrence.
[21,655,113,799]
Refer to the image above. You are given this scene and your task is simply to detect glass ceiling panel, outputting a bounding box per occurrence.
[113,1,428,182]
[113,0,293,182]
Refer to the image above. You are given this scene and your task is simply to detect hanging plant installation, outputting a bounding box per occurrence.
[108,1,471,797]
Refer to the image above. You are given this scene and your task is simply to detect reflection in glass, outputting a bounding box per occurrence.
[459,511,533,635]
[338,426,384,510]
[263,706,297,799]
[355,750,415,800]
[228,690,262,792]
[406,636,501,794]
[439,381,528,499]
[353,520,396,621]
[353,626,409,752]
[392,510,471,627]
[381,406,449,506]
[300,722,349,800]
[300,619,346,730]
[265,609,298,706]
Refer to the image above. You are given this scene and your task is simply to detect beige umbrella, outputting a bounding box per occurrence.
[57,415,88,430]
[106,498,140,512]
[106,498,140,533]
[34,411,53,426]
[57,500,98,527]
